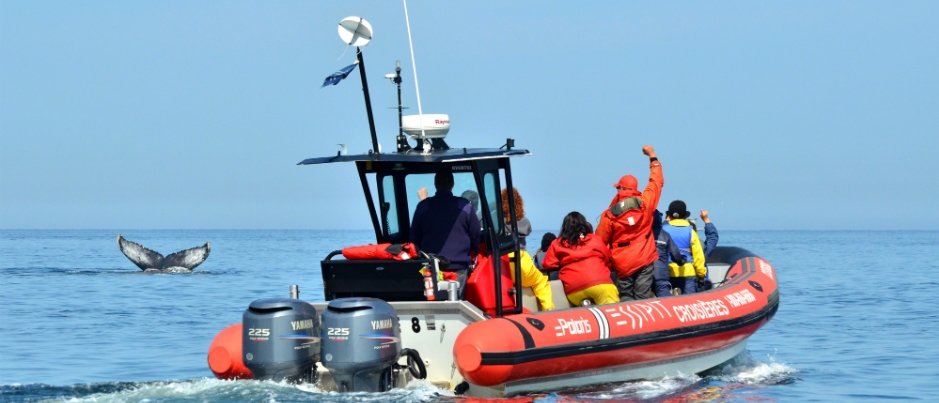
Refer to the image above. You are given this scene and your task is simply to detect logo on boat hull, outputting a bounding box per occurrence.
[555,317,592,337]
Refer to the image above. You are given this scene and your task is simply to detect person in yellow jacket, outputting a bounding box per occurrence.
[507,250,555,311]
[660,200,707,295]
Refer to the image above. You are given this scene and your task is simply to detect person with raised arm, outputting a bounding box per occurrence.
[596,145,664,301]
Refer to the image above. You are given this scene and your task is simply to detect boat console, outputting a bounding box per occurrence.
[301,146,532,312]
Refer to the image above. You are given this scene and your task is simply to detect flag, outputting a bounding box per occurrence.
[321,63,357,88]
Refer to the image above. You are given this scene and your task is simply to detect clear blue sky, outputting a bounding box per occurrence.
[2,1,937,230]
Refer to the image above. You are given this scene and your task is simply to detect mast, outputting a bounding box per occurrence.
[356,48,380,154]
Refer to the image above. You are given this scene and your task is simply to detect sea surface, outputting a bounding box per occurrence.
[1,230,937,402]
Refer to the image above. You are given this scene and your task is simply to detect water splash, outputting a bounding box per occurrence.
[706,349,800,385]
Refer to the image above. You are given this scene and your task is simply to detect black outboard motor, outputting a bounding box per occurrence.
[320,298,401,392]
[242,298,321,382]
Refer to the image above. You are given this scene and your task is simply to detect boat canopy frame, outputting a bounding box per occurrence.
[299,146,531,317]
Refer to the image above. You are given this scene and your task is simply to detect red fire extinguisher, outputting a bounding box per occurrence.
[422,269,436,301]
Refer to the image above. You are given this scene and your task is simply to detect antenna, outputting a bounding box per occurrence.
[337,17,380,154]
[337,17,372,47]
[402,0,429,153]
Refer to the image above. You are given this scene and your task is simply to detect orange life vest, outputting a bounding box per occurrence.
[341,243,418,260]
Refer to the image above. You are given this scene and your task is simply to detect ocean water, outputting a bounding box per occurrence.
[1,230,937,402]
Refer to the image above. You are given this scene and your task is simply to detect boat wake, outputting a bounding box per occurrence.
[0,378,450,403]
[521,349,799,403]
[0,352,795,403]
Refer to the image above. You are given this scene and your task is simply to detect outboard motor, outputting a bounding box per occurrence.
[320,298,401,392]
[242,298,321,382]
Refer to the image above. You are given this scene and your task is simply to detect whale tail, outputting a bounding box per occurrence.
[163,241,211,271]
[117,234,210,272]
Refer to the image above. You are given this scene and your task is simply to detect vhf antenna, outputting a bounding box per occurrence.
[402,0,430,153]
[386,61,410,152]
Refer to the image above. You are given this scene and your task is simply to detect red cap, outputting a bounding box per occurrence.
[614,175,638,190]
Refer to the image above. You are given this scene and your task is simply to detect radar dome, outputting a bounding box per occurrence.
[402,114,449,139]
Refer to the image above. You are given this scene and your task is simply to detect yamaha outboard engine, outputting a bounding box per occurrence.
[242,298,321,382]
[321,298,401,392]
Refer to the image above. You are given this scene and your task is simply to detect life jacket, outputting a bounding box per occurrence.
[605,196,652,247]
[661,224,694,263]
[662,222,703,278]
[341,243,418,261]
[464,254,520,315]
[606,196,645,227]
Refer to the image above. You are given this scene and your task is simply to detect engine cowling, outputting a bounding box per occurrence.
[242,298,321,382]
[320,297,401,392]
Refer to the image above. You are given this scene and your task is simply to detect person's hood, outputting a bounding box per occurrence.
[607,189,641,209]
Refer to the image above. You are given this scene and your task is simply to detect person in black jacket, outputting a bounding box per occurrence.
[651,210,686,297]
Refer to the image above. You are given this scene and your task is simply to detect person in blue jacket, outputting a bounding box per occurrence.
[662,200,708,295]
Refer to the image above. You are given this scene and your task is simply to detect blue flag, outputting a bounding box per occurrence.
[321,63,357,88]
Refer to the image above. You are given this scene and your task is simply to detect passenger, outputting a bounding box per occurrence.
[505,250,555,311]
[501,188,532,250]
[661,200,707,295]
[651,210,686,297]
[596,145,664,301]
[541,212,619,306]
[410,170,482,296]
[533,232,556,270]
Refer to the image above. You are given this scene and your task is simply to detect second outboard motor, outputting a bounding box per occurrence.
[321,298,401,392]
[242,298,321,382]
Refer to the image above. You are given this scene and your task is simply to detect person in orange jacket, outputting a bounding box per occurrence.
[596,145,664,301]
[542,212,619,306]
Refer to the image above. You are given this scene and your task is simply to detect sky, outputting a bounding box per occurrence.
[1,1,937,231]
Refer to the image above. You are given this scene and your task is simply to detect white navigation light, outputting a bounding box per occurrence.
[402,114,449,139]
[338,17,373,47]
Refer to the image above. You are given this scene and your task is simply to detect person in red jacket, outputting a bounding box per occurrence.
[541,212,619,306]
[596,145,664,301]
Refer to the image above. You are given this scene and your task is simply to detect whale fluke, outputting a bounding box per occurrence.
[117,234,211,272]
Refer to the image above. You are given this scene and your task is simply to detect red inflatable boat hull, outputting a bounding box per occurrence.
[454,254,779,387]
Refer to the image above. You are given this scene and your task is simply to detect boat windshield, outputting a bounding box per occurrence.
[377,167,506,243]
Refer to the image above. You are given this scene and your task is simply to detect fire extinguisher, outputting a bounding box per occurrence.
[422,268,436,301]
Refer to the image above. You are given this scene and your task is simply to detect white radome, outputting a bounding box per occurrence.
[338,17,373,47]
[401,114,449,139]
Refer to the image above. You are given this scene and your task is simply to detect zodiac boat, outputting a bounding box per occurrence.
[205,16,779,398]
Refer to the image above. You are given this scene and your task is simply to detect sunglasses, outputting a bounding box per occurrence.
[616,186,634,191]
